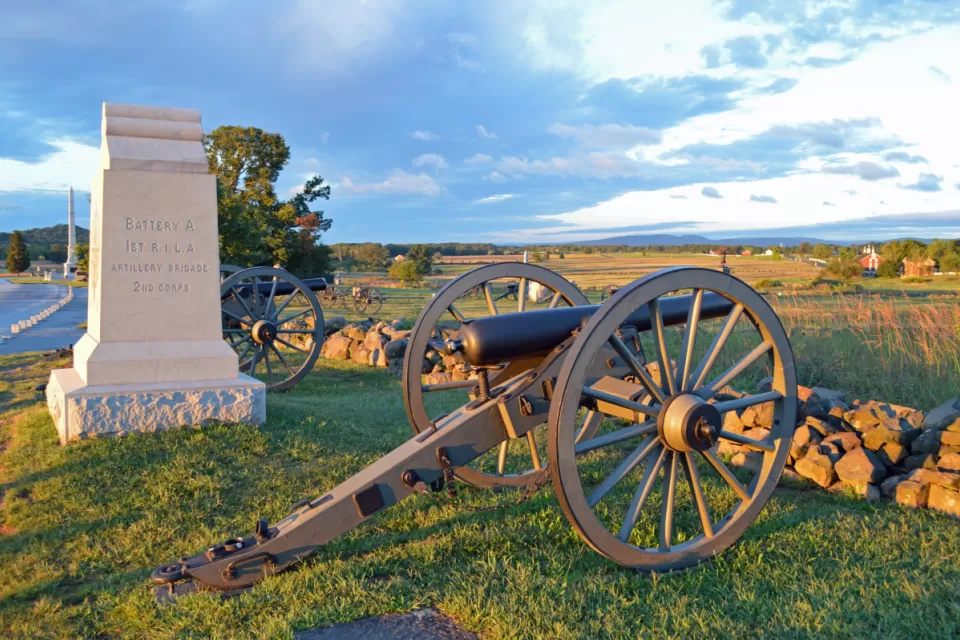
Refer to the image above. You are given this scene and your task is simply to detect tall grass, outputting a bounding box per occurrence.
[770,294,960,409]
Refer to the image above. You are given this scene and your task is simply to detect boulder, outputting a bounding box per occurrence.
[911,429,941,454]
[741,402,775,428]
[805,416,840,437]
[321,335,353,360]
[369,348,388,368]
[835,448,886,485]
[324,316,346,335]
[790,425,822,460]
[923,397,960,430]
[730,451,764,473]
[937,452,960,473]
[862,418,920,450]
[877,442,908,467]
[723,410,745,435]
[939,445,960,458]
[364,331,389,352]
[880,474,903,499]
[384,338,408,360]
[351,344,371,365]
[718,439,744,456]
[947,417,960,433]
[795,452,836,488]
[895,480,928,508]
[847,407,885,432]
[863,483,882,503]
[813,441,844,463]
[805,387,849,418]
[741,427,771,450]
[823,432,862,453]
[386,359,403,378]
[390,317,405,330]
[942,431,960,447]
[342,323,367,341]
[826,405,850,430]
[422,372,451,385]
[450,365,477,382]
[904,453,938,470]
[384,327,412,341]
[927,484,960,519]
[905,468,960,490]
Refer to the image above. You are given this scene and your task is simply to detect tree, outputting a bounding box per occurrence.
[331,244,351,263]
[5,231,30,275]
[405,244,432,276]
[825,257,862,280]
[354,243,389,270]
[76,244,89,273]
[876,260,899,278]
[798,241,812,256]
[938,252,960,273]
[204,125,332,268]
[47,243,67,263]
[389,260,421,283]
[812,244,831,260]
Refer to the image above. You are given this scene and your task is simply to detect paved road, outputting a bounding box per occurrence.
[0,279,88,355]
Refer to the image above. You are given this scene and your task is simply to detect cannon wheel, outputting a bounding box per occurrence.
[548,267,797,571]
[403,263,590,489]
[600,284,620,301]
[220,266,325,392]
[220,264,243,282]
[353,286,383,315]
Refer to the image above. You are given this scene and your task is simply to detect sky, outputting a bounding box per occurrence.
[2,0,960,244]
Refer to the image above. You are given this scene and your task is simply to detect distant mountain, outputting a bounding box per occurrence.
[0,224,90,245]
[577,233,843,247]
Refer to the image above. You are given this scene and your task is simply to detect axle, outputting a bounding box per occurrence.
[456,291,735,367]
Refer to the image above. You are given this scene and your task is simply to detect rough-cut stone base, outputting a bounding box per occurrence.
[46,368,266,445]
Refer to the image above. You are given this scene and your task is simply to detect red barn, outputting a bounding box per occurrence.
[858,251,885,273]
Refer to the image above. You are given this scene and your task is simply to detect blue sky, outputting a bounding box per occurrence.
[2,0,960,243]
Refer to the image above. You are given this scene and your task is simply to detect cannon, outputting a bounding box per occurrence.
[153,263,796,598]
[220,266,327,392]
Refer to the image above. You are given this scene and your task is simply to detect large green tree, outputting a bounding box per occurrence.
[5,231,30,275]
[405,244,432,276]
[204,126,332,269]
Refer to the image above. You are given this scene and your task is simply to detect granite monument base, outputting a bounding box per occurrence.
[46,369,266,445]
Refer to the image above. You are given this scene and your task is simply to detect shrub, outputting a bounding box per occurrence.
[388,260,421,283]
[755,278,783,288]
[876,260,899,278]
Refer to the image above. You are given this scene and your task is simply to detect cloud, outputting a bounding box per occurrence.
[901,173,943,192]
[749,194,777,203]
[340,170,440,197]
[0,139,99,192]
[464,153,493,165]
[447,32,478,46]
[476,124,497,139]
[701,45,721,68]
[701,186,722,199]
[883,151,928,164]
[929,65,951,81]
[547,122,661,148]
[410,130,439,141]
[824,201,835,206]
[319,131,330,144]
[670,194,687,199]
[756,77,798,95]
[724,35,768,68]
[484,171,507,182]
[475,194,515,204]
[412,153,448,170]
[821,161,900,181]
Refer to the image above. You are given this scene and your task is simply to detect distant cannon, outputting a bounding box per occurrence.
[154,263,796,598]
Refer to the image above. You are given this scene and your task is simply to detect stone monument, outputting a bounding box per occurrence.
[46,102,266,444]
[63,186,78,279]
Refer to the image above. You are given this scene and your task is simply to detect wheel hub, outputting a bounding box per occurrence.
[252,320,277,345]
[657,393,722,452]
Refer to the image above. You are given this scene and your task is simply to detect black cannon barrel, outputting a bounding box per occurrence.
[221,277,327,301]
[458,292,734,367]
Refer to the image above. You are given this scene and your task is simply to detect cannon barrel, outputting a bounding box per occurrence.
[459,292,735,367]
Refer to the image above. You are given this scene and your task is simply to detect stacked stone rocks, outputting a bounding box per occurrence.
[725,384,960,518]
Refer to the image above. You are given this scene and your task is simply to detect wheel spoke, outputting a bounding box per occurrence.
[700,342,773,400]
[681,452,714,538]
[275,336,309,355]
[607,334,666,404]
[677,288,703,391]
[264,346,274,386]
[517,277,527,313]
[483,283,499,316]
[689,303,744,391]
[448,304,466,324]
[274,290,299,318]
[227,335,253,352]
[713,390,783,415]
[582,386,660,419]
[249,344,261,377]
[617,445,667,542]
[277,307,312,325]
[236,340,254,365]
[587,435,659,507]
[649,299,676,395]
[269,343,297,376]
[497,440,509,475]
[574,410,603,444]
[659,452,678,550]
[222,307,253,327]
[266,276,279,318]
[231,286,260,322]
[718,429,776,452]
[526,431,542,470]
[276,329,319,334]
[575,420,657,455]
[701,449,749,501]
[421,379,478,392]
[548,291,563,309]
[222,328,250,334]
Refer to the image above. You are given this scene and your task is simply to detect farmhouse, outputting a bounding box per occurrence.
[393,254,406,262]
[741,249,753,256]
[858,249,885,275]
[902,256,936,277]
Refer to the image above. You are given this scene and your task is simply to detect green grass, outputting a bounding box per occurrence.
[2,351,960,639]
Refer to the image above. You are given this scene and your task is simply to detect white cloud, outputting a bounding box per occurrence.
[411,130,439,141]
[484,171,507,182]
[447,32,478,46]
[340,170,440,197]
[412,153,448,170]
[464,153,493,165]
[0,139,99,192]
[476,124,497,139]
[548,122,661,147]
[319,131,330,144]
[475,194,515,204]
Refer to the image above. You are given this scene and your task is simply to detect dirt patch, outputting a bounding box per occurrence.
[295,608,476,640]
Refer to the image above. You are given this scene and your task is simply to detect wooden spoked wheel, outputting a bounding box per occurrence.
[600,284,620,301]
[220,267,324,392]
[353,286,383,315]
[403,263,589,489]
[548,267,797,571]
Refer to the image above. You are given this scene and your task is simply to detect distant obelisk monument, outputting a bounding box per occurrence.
[63,186,78,278]
[46,102,266,444]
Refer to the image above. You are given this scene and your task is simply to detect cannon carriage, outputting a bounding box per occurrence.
[155,263,797,597]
